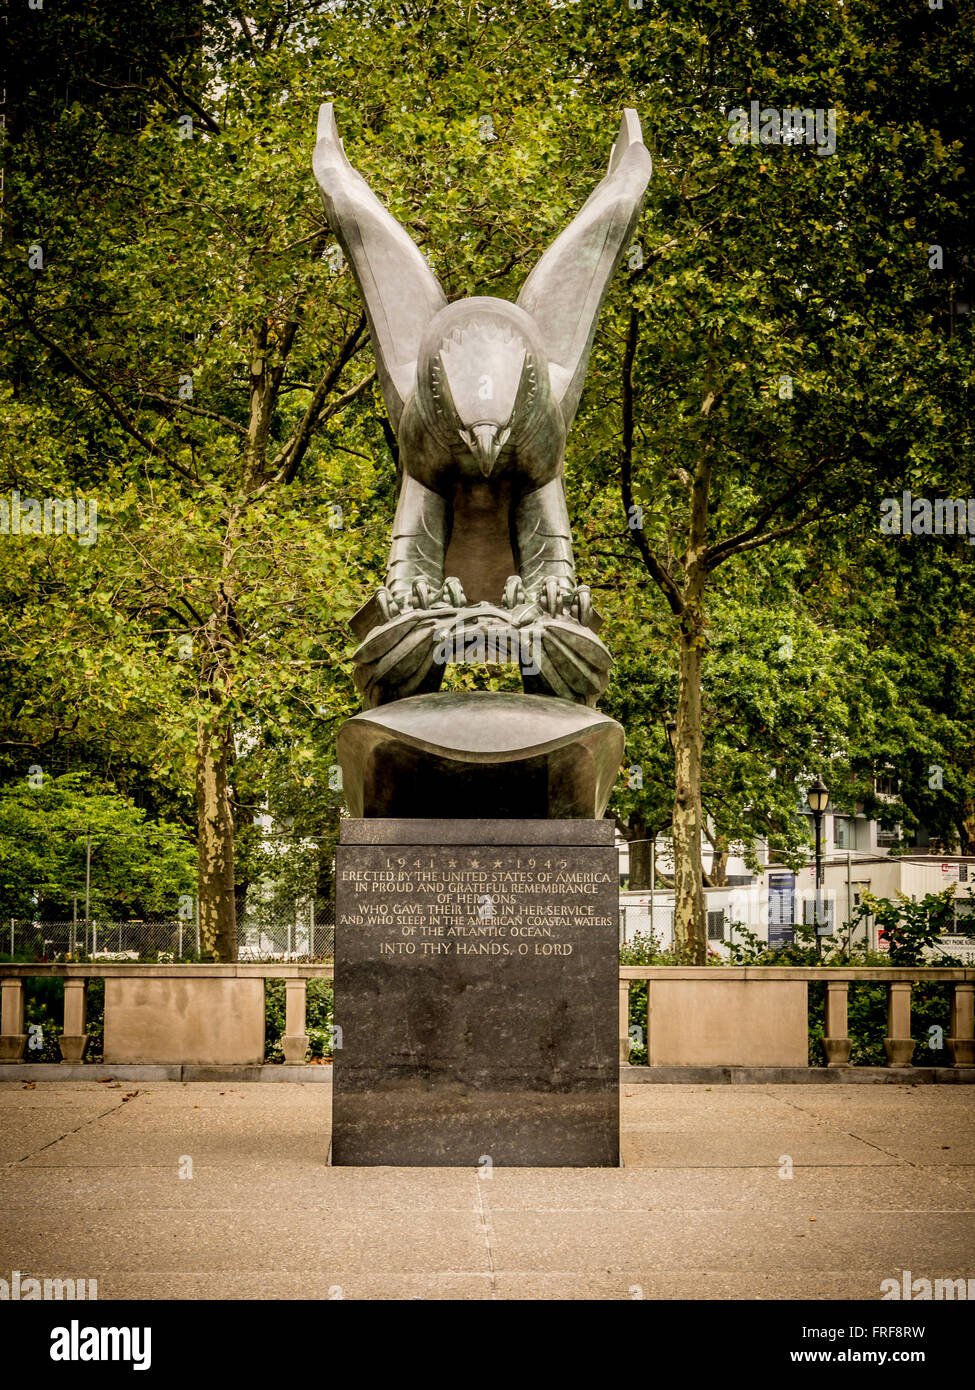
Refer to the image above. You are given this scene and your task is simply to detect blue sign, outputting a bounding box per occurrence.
[768,872,796,948]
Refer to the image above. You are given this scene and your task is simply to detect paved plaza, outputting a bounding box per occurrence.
[1,1082,973,1300]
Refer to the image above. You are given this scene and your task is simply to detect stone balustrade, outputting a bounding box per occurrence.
[0,963,973,1071]
[619,966,975,1069]
[0,964,328,1067]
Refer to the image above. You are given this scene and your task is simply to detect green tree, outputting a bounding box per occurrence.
[0,771,194,921]
[564,0,971,958]
[2,2,391,956]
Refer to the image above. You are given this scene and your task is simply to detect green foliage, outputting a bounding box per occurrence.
[21,976,65,1063]
[619,931,669,1065]
[84,978,105,1064]
[0,773,195,921]
[852,888,960,965]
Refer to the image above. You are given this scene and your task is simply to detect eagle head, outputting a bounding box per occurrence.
[416,298,550,476]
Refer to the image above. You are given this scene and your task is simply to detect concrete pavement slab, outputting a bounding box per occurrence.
[1,1082,973,1301]
[0,1165,477,1212]
[0,1209,486,1274]
[489,1271,940,1300]
[620,1129,897,1167]
[480,1165,975,1212]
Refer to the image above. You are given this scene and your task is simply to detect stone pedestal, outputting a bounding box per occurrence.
[823,1038,852,1066]
[884,1038,916,1067]
[948,1038,975,1067]
[0,1034,27,1063]
[332,818,619,1166]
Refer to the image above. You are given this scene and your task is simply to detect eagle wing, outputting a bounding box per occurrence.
[516,109,652,431]
[313,104,448,431]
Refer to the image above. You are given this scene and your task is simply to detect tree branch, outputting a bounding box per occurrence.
[270,314,367,483]
[232,7,259,58]
[148,62,221,134]
[620,305,684,616]
[706,510,825,568]
[279,370,376,485]
[704,454,836,569]
[379,413,399,472]
[139,392,248,436]
[11,306,196,483]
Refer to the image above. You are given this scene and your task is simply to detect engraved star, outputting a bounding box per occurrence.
[470,858,480,868]
[493,859,503,868]
[447,859,457,868]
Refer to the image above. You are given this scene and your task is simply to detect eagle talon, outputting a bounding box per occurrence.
[523,579,597,628]
[572,584,593,627]
[539,577,566,616]
[376,587,401,624]
[441,576,467,608]
[502,575,526,609]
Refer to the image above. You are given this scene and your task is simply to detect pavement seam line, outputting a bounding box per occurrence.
[762,1090,920,1168]
[473,1175,498,1299]
[10,1097,138,1166]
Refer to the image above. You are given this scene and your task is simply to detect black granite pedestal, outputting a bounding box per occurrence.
[332,819,619,1167]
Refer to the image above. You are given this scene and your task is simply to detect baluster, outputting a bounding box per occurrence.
[823,980,851,1066]
[0,978,27,1061]
[947,982,975,1068]
[884,980,915,1067]
[59,978,89,1062]
[619,979,631,1065]
[282,978,308,1064]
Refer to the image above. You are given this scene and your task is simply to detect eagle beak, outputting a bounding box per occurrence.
[460,423,510,477]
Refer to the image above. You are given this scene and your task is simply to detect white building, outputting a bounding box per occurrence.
[617,800,975,956]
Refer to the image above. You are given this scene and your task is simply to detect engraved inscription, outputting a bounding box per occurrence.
[338,851,614,958]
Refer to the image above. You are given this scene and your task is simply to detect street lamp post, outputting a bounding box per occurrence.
[807,776,829,957]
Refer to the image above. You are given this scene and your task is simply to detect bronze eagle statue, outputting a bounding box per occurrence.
[313,104,652,707]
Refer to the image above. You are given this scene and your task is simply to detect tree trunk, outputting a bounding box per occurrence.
[626,816,652,890]
[960,793,975,856]
[706,831,729,887]
[196,717,237,962]
[672,592,707,964]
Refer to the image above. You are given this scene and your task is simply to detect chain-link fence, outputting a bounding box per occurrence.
[5,907,335,962]
[620,904,674,945]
